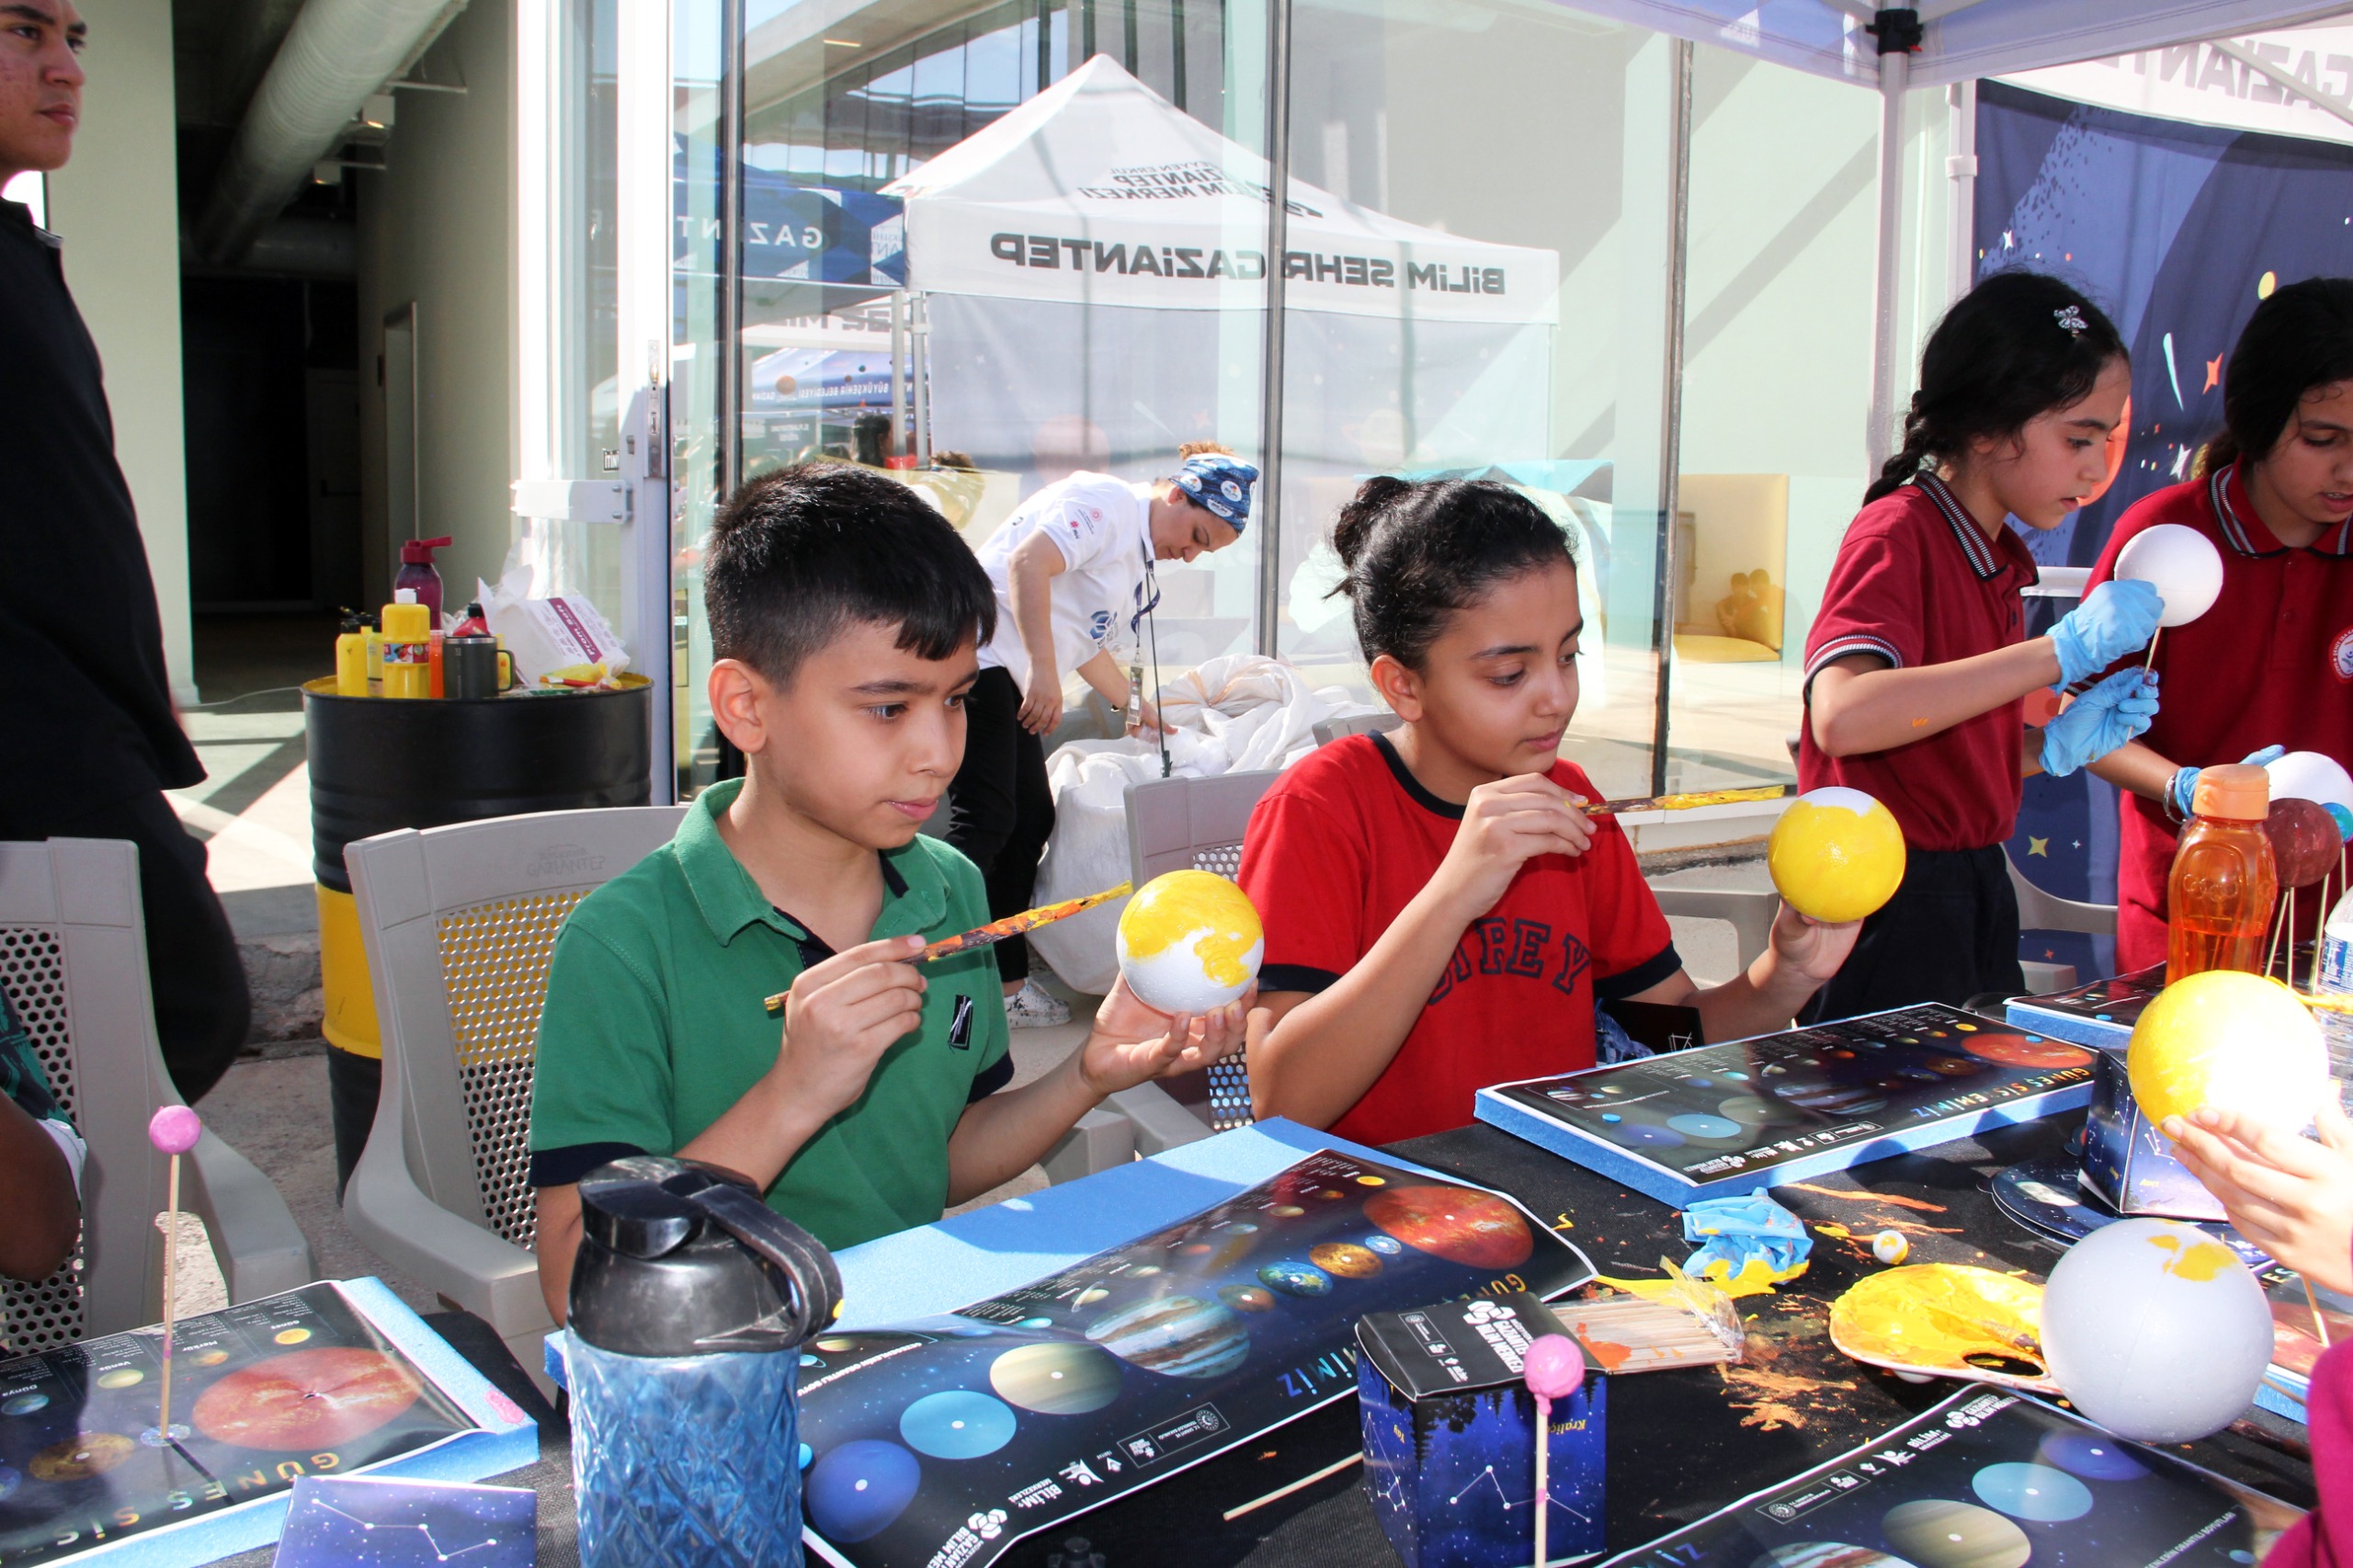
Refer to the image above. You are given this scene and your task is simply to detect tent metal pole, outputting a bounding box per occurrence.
[719,0,745,498]
[890,290,909,460]
[1865,30,1911,477]
[1252,0,1292,658]
[1647,37,1693,801]
[1945,80,1975,304]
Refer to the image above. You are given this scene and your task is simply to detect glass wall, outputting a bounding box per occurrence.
[659,0,1903,800]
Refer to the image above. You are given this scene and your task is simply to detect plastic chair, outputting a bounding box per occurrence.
[2008,847,2116,994]
[341,805,687,1385]
[1311,710,1401,747]
[0,838,313,1351]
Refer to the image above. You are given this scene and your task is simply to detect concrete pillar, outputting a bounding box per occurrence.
[44,0,197,705]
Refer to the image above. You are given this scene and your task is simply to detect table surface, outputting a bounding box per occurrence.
[212,1115,2317,1568]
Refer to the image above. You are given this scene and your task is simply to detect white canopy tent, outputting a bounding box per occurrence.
[881,56,1561,490]
[1539,0,2353,469]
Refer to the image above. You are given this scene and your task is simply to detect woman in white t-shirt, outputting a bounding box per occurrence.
[949,448,1257,1026]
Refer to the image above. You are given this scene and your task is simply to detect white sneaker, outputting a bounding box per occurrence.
[1004,979,1071,1028]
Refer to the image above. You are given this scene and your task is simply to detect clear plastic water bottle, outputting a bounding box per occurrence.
[2319,886,2353,1112]
[568,1156,840,1567]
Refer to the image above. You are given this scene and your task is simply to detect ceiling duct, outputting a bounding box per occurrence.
[194,0,466,266]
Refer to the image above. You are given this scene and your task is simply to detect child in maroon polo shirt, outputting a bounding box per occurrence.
[1238,479,1861,1145]
[1802,273,2165,1019]
[2085,278,2353,971]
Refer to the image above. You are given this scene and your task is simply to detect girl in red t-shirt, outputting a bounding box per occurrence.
[2084,278,2353,971]
[1235,479,1860,1145]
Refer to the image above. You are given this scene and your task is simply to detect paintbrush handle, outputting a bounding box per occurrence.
[764,881,1133,1014]
[1584,784,1792,817]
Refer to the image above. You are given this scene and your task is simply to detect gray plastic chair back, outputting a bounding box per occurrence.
[0,838,313,1349]
[1120,771,1282,1136]
[1311,710,1403,747]
[2007,849,2117,936]
[342,806,686,1351]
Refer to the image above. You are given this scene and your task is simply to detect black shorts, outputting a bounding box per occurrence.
[1802,844,2024,1022]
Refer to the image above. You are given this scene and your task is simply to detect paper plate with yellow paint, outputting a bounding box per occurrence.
[1116,870,1263,1015]
[1827,1264,2055,1392]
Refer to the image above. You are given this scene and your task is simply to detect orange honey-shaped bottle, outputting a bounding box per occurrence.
[2166,763,2279,984]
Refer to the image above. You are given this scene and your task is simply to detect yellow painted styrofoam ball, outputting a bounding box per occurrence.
[1767,787,1906,925]
[1116,870,1264,1016]
[2127,969,2329,1131]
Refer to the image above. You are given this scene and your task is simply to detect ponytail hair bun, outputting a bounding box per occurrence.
[1868,271,2127,505]
[1327,477,1574,671]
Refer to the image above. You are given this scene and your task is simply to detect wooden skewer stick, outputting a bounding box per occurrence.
[2141,626,2163,676]
[2308,1279,2334,1352]
[145,1106,203,1448]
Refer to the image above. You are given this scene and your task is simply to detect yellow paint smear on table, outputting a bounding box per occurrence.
[2150,1231,2236,1281]
[1788,1183,1949,1214]
[1120,872,1262,987]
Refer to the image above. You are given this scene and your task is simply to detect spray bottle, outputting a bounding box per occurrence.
[394,536,454,624]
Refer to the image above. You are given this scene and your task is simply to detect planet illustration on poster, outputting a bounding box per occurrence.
[1257,1261,1332,1297]
[1365,1186,1535,1269]
[1880,1497,2030,1568]
[2,1392,48,1415]
[1086,1295,1249,1378]
[1267,1205,1304,1219]
[805,1438,922,1542]
[1362,1234,1403,1256]
[1218,1284,1276,1312]
[2035,1431,2149,1481]
[192,1347,422,1449]
[94,1368,142,1389]
[1749,1544,1919,1568]
[987,1342,1122,1415]
[0,1465,17,1501]
[1308,1242,1382,1278]
[1608,1122,1686,1150]
[1665,1113,1744,1142]
[897,1390,1018,1460]
[1969,1461,2092,1522]
[28,1432,135,1483]
[1952,1032,2094,1070]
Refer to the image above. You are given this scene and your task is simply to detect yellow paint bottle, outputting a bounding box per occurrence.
[334,611,369,697]
[381,590,433,699]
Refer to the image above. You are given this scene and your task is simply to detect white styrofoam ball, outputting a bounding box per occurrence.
[2267,750,2353,815]
[2040,1218,2272,1442]
[2114,522,2225,628]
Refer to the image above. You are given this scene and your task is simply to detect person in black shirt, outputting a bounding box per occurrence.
[1,0,249,1100]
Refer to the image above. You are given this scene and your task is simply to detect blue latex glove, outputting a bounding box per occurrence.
[2049,579,2164,687]
[2042,668,2161,778]
[2171,744,2287,818]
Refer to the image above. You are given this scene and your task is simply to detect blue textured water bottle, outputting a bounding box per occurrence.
[568,1156,841,1567]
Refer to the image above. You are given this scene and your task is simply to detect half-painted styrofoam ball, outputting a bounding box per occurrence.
[1116,870,1263,1016]
[1767,787,1906,925]
[2127,968,2328,1131]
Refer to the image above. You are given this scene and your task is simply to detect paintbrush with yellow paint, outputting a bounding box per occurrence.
[1582,783,1794,818]
[763,881,1132,1016]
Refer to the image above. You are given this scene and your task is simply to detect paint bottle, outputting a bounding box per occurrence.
[362,610,383,680]
[2166,764,2279,984]
[381,589,434,700]
[334,611,369,697]
[428,630,446,699]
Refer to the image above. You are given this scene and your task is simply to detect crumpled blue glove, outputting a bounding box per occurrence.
[2042,668,2161,778]
[2049,579,2164,687]
[2171,744,2287,819]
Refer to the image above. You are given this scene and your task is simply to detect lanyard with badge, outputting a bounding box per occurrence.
[1124,549,1173,778]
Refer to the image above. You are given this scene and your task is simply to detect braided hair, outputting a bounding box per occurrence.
[2198,277,2353,477]
[1867,271,2127,505]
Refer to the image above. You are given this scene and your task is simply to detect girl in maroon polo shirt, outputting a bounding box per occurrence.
[2085,278,2353,971]
[1236,479,1861,1144]
[1802,273,2165,1019]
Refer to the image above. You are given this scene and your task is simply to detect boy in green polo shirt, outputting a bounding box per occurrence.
[529,463,1249,1320]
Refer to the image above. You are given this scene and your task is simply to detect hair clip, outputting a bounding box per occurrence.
[2054,306,2088,335]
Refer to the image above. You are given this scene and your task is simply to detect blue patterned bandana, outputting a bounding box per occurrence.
[1171,454,1259,532]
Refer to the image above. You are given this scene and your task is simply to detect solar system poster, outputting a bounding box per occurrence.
[796,1150,1592,1568]
[1477,1005,2099,1206]
[0,1283,480,1565]
[1601,1388,2296,1568]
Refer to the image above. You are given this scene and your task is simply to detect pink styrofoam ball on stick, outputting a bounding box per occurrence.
[149,1105,202,1155]
[1523,1334,1585,1401]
